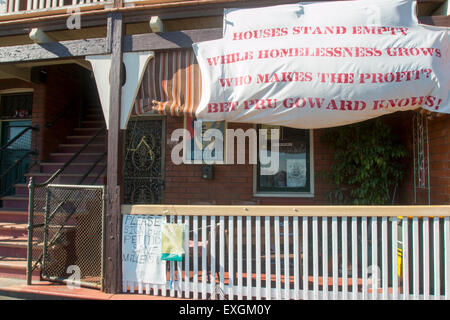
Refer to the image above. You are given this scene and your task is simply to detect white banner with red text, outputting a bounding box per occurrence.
[193,0,449,129]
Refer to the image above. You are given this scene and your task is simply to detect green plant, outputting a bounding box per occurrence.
[321,119,408,205]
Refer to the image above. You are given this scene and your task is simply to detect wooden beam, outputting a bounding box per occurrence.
[149,16,165,33]
[123,14,449,53]
[0,78,33,89]
[29,28,56,44]
[0,13,110,37]
[123,27,221,52]
[0,64,30,81]
[104,12,123,295]
[419,15,450,27]
[122,204,450,217]
[71,59,93,71]
[0,0,446,37]
[0,37,109,64]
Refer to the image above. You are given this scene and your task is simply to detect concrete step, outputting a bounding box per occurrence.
[58,143,106,153]
[72,127,105,136]
[24,172,106,185]
[81,120,105,128]
[0,196,28,211]
[0,209,28,224]
[85,111,103,117]
[85,115,104,122]
[0,236,29,258]
[11,184,28,197]
[40,162,106,174]
[86,107,102,114]
[0,223,27,238]
[47,152,107,163]
[65,135,106,145]
[0,257,39,280]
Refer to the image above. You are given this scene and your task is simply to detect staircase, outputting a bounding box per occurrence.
[0,105,106,280]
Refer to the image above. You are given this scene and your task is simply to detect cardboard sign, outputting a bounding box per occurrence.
[122,215,166,285]
[193,0,449,129]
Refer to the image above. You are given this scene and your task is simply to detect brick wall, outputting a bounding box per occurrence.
[30,64,86,163]
[163,116,332,205]
[428,114,450,204]
[394,112,450,205]
[163,111,450,206]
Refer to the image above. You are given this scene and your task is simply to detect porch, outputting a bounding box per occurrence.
[0,0,448,300]
[120,204,450,300]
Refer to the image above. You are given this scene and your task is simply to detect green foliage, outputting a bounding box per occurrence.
[321,119,407,205]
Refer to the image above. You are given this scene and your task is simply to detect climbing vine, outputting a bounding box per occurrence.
[321,119,408,205]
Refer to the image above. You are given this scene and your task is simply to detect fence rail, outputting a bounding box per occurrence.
[0,0,112,18]
[121,205,450,300]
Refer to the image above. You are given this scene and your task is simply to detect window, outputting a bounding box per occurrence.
[183,116,226,164]
[0,93,32,120]
[255,125,313,196]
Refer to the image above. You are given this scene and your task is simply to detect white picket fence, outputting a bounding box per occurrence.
[0,0,110,15]
[121,207,450,300]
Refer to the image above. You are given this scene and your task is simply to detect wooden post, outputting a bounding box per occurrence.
[104,12,123,294]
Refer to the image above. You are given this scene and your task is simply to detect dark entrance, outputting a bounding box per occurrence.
[0,93,33,197]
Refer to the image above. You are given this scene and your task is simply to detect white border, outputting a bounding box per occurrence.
[253,128,315,198]
[182,115,227,165]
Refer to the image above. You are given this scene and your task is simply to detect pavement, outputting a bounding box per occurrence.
[0,277,185,300]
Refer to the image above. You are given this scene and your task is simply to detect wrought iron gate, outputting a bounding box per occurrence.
[29,184,106,289]
[123,118,165,204]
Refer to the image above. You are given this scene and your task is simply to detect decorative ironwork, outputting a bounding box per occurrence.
[412,111,430,204]
[123,118,164,204]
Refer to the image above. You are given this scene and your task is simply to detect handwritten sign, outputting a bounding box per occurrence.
[122,215,166,285]
[193,0,449,129]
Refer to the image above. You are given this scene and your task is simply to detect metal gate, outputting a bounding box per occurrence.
[123,118,165,204]
[29,184,106,289]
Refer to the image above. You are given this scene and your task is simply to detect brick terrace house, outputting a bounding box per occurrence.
[0,0,449,299]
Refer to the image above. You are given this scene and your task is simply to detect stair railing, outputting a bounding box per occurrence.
[45,95,82,130]
[26,125,106,285]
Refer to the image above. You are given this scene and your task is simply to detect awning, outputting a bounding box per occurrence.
[133,50,202,118]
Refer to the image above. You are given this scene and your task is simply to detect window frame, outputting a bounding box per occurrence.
[253,125,315,198]
[183,115,227,165]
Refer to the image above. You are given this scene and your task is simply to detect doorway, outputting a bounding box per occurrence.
[0,93,33,197]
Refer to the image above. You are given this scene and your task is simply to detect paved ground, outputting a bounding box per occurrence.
[0,294,22,300]
[0,277,184,300]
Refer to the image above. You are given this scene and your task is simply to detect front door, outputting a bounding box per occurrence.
[1,93,33,197]
[123,117,165,204]
[0,120,32,196]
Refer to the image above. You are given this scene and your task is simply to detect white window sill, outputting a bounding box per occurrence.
[253,192,315,198]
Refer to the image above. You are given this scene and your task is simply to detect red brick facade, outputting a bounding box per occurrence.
[3,73,449,206]
[163,112,450,206]
[429,114,450,204]
[394,112,450,205]
[163,116,333,205]
[30,64,86,164]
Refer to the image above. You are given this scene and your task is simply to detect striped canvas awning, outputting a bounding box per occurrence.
[133,50,202,117]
